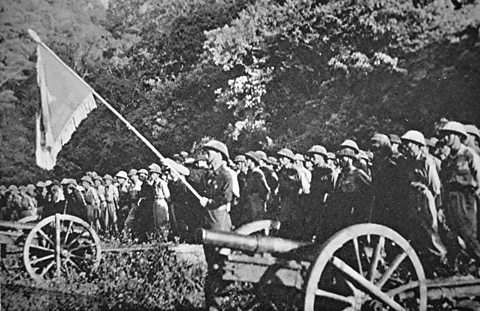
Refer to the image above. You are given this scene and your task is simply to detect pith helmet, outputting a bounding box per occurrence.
[148,163,162,174]
[426,137,439,148]
[294,153,305,162]
[255,151,268,163]
[371,133,391,148]
[389,134,402,145]
[103,174,113,181]
[203,139,229,160]
[307,145,327,157]
[128,169,138,177]
[277,148,295,160]
[337,148,356,159]
[439,121,468,140]
[81,176,93,185]
[36,181,46,188]
[245,151,260,164]
[465,124,480,140]
[234,155,246,163]
[340,139,360,154]
[8,185,18,192]
[116,170,128,179]
[401,130,426,146]
[268,156,278,166]
[138,169,148,176]
[93,175,103,182]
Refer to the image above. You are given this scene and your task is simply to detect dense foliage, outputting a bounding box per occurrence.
[1,0,479,184]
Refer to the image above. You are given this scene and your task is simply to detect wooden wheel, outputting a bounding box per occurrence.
[23,214,101,280]
[234,220,281,236]
[304,223,427,311]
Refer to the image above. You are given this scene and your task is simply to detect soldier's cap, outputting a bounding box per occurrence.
[128,169,138,176]
[234,155,246,163]
[81,176,94,185]
[465,124,480,140]
[245,151,260,164]
[438,121,468,140]
[103,174,113,181]
[337,148,357,159]
[93,175,104,182]
[8,185,18,192]
[0,185,6,191]
[19,185,26,192]
[26,184,36,192]
[36,181,46,188]
[138,169,149,176]
[255,151,268,163]
[294,153,305,162]
[277,148,295,160]
[60,178,70,185]
[388,134,402,145]
[401,130,426,146]
[116,170,128,179]
[267,156,278,166]
[327,152,336,160]
[426,137,439,148]
[203,139,230,160]
[340,139,360,154]
[149,163,162,174]
[370,133,391,148]
[44,180,53,187]
[307,145,328,157]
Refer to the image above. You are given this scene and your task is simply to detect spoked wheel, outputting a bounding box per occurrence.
[304,223,427,311]
[23,214,101,280]
[234,220,281,236]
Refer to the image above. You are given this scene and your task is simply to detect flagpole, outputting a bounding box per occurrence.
[28,29,202,201]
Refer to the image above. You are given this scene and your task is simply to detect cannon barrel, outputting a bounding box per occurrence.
[197,229,312,254]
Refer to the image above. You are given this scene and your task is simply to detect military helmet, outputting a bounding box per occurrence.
[8,185,18,192]
[340,139,360,154]
[277,148,295,160]
[438,121,468,140]
[103,174,113,181]
[401,130,426,146]
[268,156,278,166]
[148,163,162,174]
[68,178,78,186]
[60,178,70,185]
[294,153,305,162]
[307,145,328,157]
[26,184,36,192]
[245,151,260,164]
[44,180,53,187]
[36,181,46,188]
[426,137,439,148]
[0,185,6,191]
[465,124,480,140]
[337,148,356,159]
[93,175,103,182]
[128,168,138,176]
[389,134,402,145]
[255,151,268,163]
[371,133,391,148]
[137,169,148,176]
[116,170,128,179]
[81,176,93,185]
[327,152,336,160]
[203,139,229,160]
[234,155,246,163]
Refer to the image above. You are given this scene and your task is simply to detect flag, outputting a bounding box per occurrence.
[35,44,97,170]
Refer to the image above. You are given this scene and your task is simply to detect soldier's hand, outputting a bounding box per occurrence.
[199,196,209,207]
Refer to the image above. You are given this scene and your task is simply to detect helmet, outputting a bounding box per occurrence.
[439,121,468,140]
[116,170,128,179]
[277,148,295,160]
[68,179,78,186]
[60,178,70,185]
[44,180,53,187]
[234,155,246,163]
[388,134,402,145]
[245,151,260,164]
[340,139,359,154]
[36,181,45,188]
[426,137,438,148]
[465,124,480,140]
[401,130,426,146]
[103,174,113,181]
[337,148,356,159]
[81,176,93,185]
[138,169,148,176]
[26,184,36,192]
[203,140,229,160]
[128,169,138,177]
[307,145,327,157]
[148,164,162,174]
[8,185,18,192]
[370,133,391,148]
[327,152,336,160]
[0,185,6,191]
[255,151,268,163]
[93,175,103,182]
[267,156,278,166]
[294,153,305,162]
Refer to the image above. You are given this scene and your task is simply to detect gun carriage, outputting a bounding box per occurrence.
[200,220,480,310]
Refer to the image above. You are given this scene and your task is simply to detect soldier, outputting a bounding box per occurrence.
[438,121,480,261]
[94,175,106,233]
[103,174,119,236]
[465,124,480,156]
[20,184,38,218]
[149,163,171,231]
[294,153,311,195]
[81,176,100,231]
[0,185,7,219]
[397,130,446,260]
[389,134,402,157]
[255,151,279,216]
[116,171,131,233]
[305,145,336,240]
[125,169,142,235]
[35,181,47,217]
[327,148,372,235]
[242,151,270,224]
[3,185,22,221]
[276,148,303,238]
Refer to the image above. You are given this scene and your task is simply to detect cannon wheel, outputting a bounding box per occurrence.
[234,220,281,236]
[304,223,427,311]
[23,214,101,280]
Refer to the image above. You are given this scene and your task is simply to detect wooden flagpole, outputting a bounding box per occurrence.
[28,29,202,201]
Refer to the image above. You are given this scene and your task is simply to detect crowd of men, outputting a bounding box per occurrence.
[1,119,480,310]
